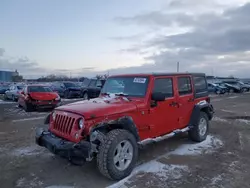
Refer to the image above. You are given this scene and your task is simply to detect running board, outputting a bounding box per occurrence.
[138,127,190,145]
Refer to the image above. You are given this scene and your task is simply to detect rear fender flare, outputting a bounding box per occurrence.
[189,100,212,127]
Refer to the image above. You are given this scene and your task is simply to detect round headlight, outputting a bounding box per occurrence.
[79,118,84,129]
[52,111,56,120]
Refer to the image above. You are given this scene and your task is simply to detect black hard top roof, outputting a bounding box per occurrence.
[110,72,206,77]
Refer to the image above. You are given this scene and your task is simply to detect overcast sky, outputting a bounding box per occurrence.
[1,0,250,78]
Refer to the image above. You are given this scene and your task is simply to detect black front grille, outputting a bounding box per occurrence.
[54,114,75,134]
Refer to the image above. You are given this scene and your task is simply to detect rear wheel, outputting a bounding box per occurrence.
[97,129,138,180]
[83,92,88,100]
[189,112,209,142]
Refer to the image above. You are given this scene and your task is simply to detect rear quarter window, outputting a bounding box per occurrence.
[193,76,207,93]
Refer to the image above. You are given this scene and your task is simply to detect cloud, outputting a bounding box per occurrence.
[0,48,5,56]
[112,2,250,78]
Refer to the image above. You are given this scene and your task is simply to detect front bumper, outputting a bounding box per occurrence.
[35,128,91,161]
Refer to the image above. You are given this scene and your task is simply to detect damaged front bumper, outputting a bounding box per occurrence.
[35,128,92,162]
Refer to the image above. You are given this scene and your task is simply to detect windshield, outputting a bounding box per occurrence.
[28,86,52,92]
[101,76,149,97]
[64,82,77,88]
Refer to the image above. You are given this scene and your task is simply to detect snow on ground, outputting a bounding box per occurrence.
[108,135,223,188]
[212,117,229,123]
[0,99,15,104]
[236,119,250,125]
[107,161,189,188]
[169,135,223,156]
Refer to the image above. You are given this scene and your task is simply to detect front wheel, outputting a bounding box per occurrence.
[97,129,138,180]
[24,102,33,112]
[188,112,209,142]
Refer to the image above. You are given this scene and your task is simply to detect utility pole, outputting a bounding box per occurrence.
[177,62,179,72]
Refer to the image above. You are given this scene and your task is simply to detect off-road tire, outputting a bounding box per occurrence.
[24,102,33,112]
[188,111,209,142]
[83,92,88,100]
[97,129,138,180]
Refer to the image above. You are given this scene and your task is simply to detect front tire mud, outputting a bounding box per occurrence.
[97,129,138,180]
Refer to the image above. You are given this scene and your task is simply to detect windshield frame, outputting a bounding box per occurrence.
[101,76,150,98]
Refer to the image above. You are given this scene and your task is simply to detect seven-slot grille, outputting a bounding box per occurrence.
[54,114,75,134]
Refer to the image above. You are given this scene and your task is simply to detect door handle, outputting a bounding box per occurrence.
[188,98,194,102]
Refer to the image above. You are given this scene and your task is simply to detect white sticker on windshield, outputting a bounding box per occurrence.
[133,78,146,83]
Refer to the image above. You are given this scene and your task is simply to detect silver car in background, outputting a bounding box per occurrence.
[5,84,25,101]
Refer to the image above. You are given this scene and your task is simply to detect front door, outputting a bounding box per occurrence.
[147,76,179,137]
[176,76,194,128]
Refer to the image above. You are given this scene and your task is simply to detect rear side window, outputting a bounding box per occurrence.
[178,77,192,95]
[193,76,207,93]
[153,78,173,98]
[89,80,97,87]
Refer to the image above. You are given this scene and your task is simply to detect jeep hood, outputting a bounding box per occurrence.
[56,96,140,119]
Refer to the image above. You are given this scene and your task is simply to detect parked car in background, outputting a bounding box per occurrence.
[237,81,250,92]
[80,78,106,99]
[18,84,61,112]
[47,82,65,97]
[5,84,25,101]
[0,85,10,94]
[216,82,241,93]
[222,81,249,92]
[207,83,227,94]
[52,82,82,99]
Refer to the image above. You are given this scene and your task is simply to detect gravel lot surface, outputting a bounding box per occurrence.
[1,94,250,188]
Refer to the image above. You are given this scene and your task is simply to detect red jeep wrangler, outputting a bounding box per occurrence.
[36,73,214,180]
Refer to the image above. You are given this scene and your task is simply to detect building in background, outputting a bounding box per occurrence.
[0,69,15,82]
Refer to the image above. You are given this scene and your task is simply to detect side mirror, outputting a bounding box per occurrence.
[151,92,165,101]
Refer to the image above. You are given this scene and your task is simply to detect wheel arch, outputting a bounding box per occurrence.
[91,116,140,142]
[189,101,213,126]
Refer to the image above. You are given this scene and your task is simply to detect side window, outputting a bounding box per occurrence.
[153,78,173,98]
[96,80,102,87]
[89,80,97,87]
[178,77,192,95]
[193,76,207,93]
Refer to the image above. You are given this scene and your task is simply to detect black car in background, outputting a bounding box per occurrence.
[80,78,106,99]
[49,82,81,98]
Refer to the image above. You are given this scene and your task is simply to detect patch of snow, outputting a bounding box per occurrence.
[0,99,15,104]
[46,186,74,188]
[107,161,188,188]
[228,96,238,99]
[212,117,229,123]
[16,176,43,188]
[11,145,42,156]
[12,116,45,123]
[236,119,250,125]
[238,132,243,150]
[210,174,223,185]
[169,135,223,156]
[221,109,235,113]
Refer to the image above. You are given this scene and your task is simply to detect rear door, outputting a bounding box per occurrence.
[176,76,194,129]
[147,76,179,136]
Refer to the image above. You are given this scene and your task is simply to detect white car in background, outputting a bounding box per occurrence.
[4,84,25,101]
